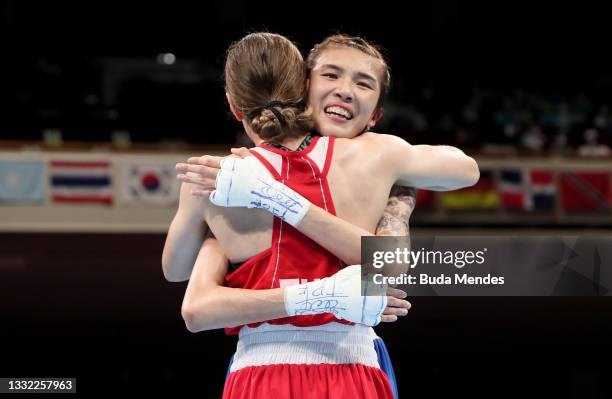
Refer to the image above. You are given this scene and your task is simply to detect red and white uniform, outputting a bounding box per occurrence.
[222,136,394,399]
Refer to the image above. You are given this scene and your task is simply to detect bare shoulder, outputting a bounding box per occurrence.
[334,132,408,152]
[369,132,407,141]
[332,134,415,174]
[365,132,413,152]
[360,133,416,165]
[356,132,405,145]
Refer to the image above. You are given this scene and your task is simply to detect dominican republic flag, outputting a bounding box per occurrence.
[0,160,45,203]
[119,161,179,205]
[500,169,555,210]
[49,160,113,204]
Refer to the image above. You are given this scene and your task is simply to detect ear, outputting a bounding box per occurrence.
[226,92,245,121]
[367,108,384,129]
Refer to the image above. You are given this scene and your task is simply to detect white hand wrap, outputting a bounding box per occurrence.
[283,265,387,327]
[210,156,311,227]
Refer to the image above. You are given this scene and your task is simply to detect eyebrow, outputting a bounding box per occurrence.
[319,64,378,86]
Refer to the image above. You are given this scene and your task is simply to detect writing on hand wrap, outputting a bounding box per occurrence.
[291,278,349,317]
[249,179,304,221]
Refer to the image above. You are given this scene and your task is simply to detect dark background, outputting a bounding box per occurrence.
[1,233,611,397]
[1,1,611,397]
[1,1,611,147]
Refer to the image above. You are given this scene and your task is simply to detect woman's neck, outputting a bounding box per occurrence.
[242,121,310,150]
[244,127,310,151]
[272,133,311,151]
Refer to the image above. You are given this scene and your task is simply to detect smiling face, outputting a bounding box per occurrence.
[308,46,385,139]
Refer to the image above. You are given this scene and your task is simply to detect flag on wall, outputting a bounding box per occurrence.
[415,189,436,208]
[499,169,556,210]
[0,160,44,203]
[440,170,499,209]
[560,171,611,211]
[49,160,113,204]
[119,161,179,205]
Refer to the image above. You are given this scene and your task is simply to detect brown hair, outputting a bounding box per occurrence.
[224,32,313,142]
[306,34,391,111]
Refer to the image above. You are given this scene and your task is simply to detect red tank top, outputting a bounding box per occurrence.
[224,136,352,335]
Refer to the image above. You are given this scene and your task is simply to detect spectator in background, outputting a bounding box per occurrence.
[550,127,571,155]
[520,123,546,153]
[593,105,610,134]
[502,122,519,145]
[578,128,611,157]
[454,127,479,149]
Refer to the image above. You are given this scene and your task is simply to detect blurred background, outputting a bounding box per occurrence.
[0,1,610,397]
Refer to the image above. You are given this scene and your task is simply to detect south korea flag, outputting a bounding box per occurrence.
[120,161,179,205]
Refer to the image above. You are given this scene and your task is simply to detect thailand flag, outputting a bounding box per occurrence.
[49,160,113,204]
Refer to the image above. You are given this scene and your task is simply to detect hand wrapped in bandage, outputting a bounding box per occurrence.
[209,156,311,227]
[283,265,388,327]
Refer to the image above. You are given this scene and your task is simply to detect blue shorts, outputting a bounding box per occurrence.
[374,337,399,399]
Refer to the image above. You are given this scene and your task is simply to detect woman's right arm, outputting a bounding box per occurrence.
[161,182,208,282]
[181,235,411,332]
[173,158,412,331]
[180,236,288,332]
[164,182,297,330]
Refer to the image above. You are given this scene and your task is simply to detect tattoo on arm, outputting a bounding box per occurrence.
[375,185,416,236]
